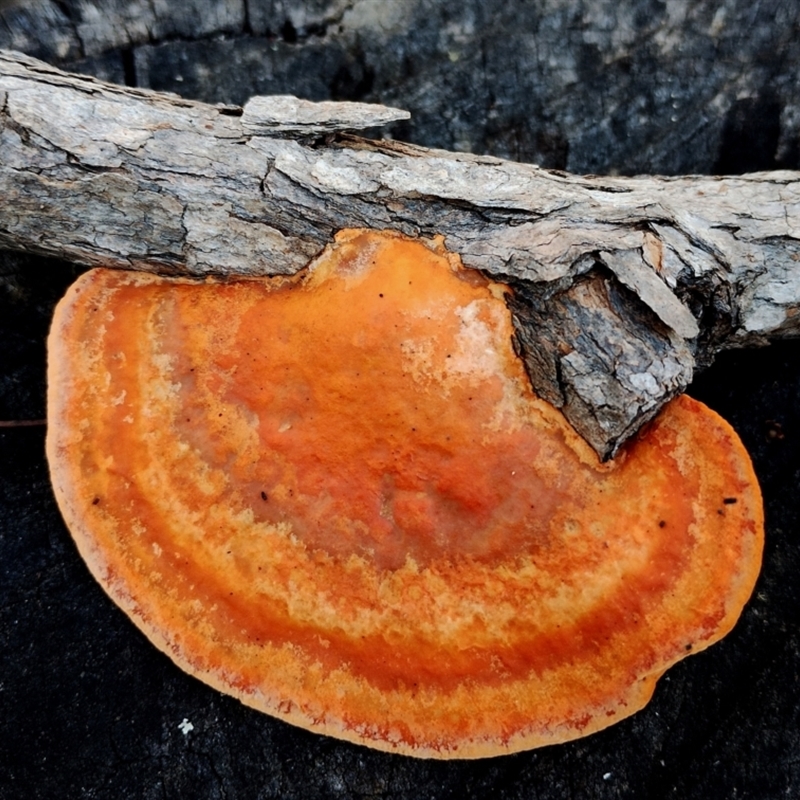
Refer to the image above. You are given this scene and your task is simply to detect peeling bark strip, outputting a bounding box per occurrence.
[2,49,799,457]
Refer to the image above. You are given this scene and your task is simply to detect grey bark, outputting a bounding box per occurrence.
[2,48,799,457]
[5,0,800,178]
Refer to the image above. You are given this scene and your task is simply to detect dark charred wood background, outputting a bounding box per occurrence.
[2,1,800,798]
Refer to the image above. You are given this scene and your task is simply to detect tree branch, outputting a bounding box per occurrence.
[2,48,799,457]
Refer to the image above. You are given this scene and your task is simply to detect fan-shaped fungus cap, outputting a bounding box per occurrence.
[47,229,763,758]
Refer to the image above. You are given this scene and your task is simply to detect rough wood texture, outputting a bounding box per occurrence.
[4,0,800,179]
[2,48,800,456]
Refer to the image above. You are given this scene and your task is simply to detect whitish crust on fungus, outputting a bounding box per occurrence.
[47,229,763,758]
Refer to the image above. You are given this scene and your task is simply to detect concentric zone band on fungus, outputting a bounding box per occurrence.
[47,229,763,758]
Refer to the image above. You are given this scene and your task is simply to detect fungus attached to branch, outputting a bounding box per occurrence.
[47,229,763,758]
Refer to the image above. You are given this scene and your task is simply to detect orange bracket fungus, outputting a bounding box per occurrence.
[47,229,763,758]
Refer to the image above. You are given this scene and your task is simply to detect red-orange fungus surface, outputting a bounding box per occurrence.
[47,229,763,758]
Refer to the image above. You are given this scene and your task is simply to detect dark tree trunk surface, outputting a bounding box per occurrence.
[2,2,800,798]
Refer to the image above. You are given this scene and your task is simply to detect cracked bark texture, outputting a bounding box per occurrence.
[4,0,800,176]
[2,49,800,456]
